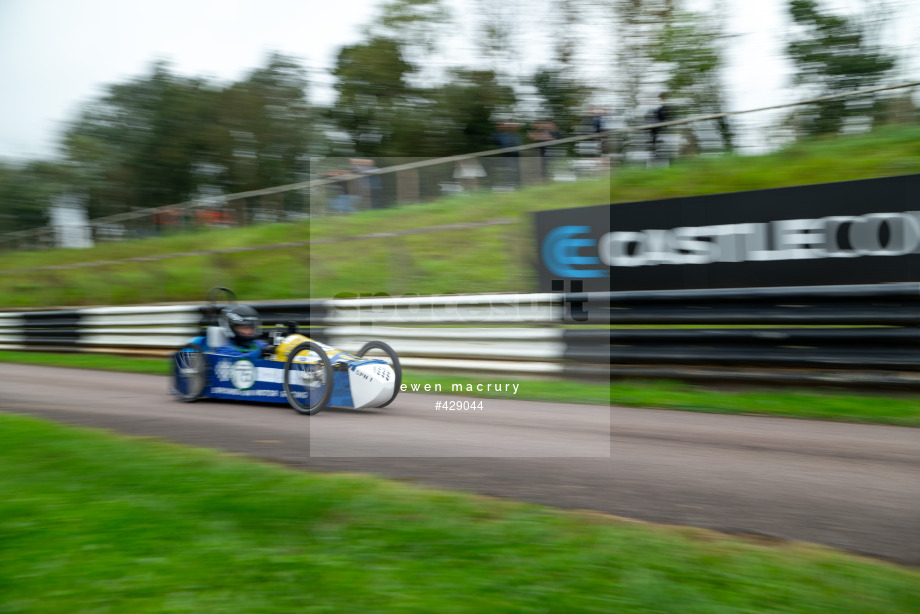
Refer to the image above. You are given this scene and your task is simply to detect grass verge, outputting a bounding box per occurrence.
[2,350,918,427]
[2,125,920,308]
[1,412,918,613]
[0,350,168,376]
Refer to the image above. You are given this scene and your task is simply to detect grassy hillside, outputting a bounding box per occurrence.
[2,125,919,309]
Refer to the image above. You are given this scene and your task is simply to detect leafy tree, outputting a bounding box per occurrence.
[650,8,733,151]
[786,0,896,135]
[373,0,452,62]
[530,68,592,136]
[215,53,314,193]
[328,36,414,158]
[0,159,82,238]
[327,0,452,159]
[60,55,314,218]
[426,69,517,155]
[61,61,221,217]
[0,163,46,234]
[473,0,524,81]
[613,0,678,118]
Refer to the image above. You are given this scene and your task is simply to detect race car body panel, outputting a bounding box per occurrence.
[175,333,396,410]
[348,362,397,408]
[170,289,401,414]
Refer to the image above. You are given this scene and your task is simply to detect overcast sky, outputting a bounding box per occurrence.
[0,0,916,160]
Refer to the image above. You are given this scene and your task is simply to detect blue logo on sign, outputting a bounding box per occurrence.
[542,225,607,278]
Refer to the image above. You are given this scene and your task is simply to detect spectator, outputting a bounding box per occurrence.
[492,119,522,189]
[195,206,221,228]
[575,107,603,159]
[527,119,561,180]
[323,169,357,214]
[649,93,672,164]
[350,158,384,209]
[154,207,181,235]
[588,105,605,134]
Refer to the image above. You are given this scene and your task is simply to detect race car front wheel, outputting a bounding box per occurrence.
[356,340,402,408]
[172,342,207,402]
[284,341,334,415]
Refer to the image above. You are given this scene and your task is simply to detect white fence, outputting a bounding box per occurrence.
[0,294,572,376]
[4,285,919,387]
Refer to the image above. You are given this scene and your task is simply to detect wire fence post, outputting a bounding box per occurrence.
[520,153,543,186]
[396,168,420,207]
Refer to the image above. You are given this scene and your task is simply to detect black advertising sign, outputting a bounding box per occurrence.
[534,174,920,292]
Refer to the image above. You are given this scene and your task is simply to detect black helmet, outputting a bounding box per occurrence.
[219,304,262,344]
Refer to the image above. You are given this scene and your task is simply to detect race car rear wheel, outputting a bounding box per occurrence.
[172,342,207,402]
[284,341,334,415]
[356,340,401,408]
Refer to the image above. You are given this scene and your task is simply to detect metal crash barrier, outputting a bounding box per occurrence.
[1,283,918,388]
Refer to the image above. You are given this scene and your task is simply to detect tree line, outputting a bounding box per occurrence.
[0,0,911,234]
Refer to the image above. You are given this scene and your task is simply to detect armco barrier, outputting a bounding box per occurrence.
[1,284,918,387]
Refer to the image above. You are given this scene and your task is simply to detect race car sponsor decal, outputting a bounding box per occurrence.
[230,360,256,390]
[256,366,285,384]
[216,359,285,387]
[210,387,281,398]
[216,359,233,382]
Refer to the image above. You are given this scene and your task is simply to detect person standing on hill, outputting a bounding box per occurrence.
[649,93,672,163]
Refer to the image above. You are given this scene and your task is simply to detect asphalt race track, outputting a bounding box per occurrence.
[2,363,918,566]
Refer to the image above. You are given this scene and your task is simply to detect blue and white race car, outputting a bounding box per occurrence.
[171,289,401,415]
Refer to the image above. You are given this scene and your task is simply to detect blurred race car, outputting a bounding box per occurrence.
[171,288,401,415]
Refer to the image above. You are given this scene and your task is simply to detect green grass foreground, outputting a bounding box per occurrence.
[2,350,919,427]
[2,125,920,308]
[1,413,918,613]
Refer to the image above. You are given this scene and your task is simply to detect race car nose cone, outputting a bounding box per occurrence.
[349,362,396,409]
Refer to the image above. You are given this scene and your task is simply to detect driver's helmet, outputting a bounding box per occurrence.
[276,334,310,362]
[219,305,262,344]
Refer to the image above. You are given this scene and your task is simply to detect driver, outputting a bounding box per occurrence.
[215,304,275,359]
